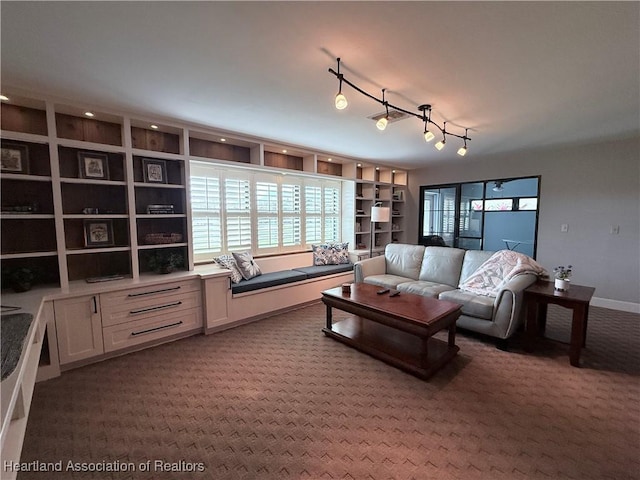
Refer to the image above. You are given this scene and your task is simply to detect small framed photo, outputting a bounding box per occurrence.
[142,158,168,184]
[78,151,110,180]
[84,220,114,247]
[1,143,29,174]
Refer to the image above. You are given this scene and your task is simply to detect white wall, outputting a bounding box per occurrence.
[406,135,640,310]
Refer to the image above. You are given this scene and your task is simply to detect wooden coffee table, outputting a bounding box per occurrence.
[322,283,462,380]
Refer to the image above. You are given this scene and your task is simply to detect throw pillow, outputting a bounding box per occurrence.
[312,242,350,266]
[214,254,244,284]
[232,251,262,280]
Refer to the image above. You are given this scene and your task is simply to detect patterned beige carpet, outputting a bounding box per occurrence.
[18,303,640,479]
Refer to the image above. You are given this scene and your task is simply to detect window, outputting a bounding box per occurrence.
[419,176,540,257]
[190,161,343,262]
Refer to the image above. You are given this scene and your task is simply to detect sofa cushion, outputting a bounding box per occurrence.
[363,274,413,289]
[460,250,494,284]
[232,270,308,294]
[293,263,353,279]
[419,247,465,287]
[384,243,425,280]
[438,289,494,320]
[396,281,456,298]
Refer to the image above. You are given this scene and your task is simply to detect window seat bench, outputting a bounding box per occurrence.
[231,264,353,294]
[200,252,355,333]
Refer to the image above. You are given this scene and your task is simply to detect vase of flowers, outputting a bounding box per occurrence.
[553,265,572,291]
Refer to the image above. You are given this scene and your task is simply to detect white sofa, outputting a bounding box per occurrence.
[354,244,539,342]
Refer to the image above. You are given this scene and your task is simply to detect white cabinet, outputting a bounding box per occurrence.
[54,295,103,365]
[101,279,202,352]
[53,278,203,367]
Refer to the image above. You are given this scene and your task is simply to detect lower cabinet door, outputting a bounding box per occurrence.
[102,308,202,353]
[54,295,104,365]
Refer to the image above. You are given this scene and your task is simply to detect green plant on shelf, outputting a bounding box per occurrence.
[147,251,184,274]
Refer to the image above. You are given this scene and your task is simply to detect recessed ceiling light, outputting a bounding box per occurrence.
[357,163,362,167]
[375,167,380,170]
[282,149,287,153]
[150,124,159,130]
[0,95,9,102]
[220,138,226,142]
[84,111,95,117]
[327,158,332,162]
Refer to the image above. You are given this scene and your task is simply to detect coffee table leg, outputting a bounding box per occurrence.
[448,321,456,347]
[570,304,586,367]
[325,304,333,330]
[420,337,430,369]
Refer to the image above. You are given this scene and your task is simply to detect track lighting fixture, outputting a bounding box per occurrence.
[376,89,389,131]
[334,58,348,110]
[493,181,504,192]
[329,58,471,154]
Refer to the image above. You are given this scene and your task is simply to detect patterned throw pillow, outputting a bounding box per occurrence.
[214,254,244,284]
[312,242,350,266]
[232,251,262,280]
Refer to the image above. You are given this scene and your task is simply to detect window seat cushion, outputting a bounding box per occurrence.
[232,270,308,294]
[292,264,353,279]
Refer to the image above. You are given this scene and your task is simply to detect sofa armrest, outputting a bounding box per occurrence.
[492,273,538,339]
[354,255,386,283]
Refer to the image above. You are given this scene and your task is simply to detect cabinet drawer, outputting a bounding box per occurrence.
[100,279,200,308]
[102,308,202,353]
[101,282,201,327]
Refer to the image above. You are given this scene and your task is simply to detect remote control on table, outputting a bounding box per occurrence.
[376,288,390,294]
[389,290,400,297]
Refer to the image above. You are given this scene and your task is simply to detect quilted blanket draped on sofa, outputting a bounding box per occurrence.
[459,250,547,297]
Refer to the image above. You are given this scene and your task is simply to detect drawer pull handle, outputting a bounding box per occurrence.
[127,286,181,298]
[131,321,183,336]
[129,301,182,315]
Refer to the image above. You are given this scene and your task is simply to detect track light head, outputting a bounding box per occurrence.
[335,91,348,110]
[435,139,446,150]
[376,117,389,131]
[457,129,469,156]
[424,130,435,142]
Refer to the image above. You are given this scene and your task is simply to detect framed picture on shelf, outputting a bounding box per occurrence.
[84,220,114,247]
[142,158,168,184]
[78,151,109,180]
[1,143,29,174]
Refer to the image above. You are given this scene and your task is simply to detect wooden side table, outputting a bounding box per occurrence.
[523,280,596,367]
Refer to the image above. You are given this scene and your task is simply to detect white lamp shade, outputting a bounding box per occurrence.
[335,92,348,110]
[371,206,390,222]
[376,117,388,131]
[424,130,435,142]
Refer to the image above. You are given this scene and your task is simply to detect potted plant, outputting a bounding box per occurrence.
[553,265,572,291]
[8,267,36,292]
[147,251,184,274]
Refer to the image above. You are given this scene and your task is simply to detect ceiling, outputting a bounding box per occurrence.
[1,1,639,169]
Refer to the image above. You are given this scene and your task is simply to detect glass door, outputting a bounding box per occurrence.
[419,186,457,246]
[419,176,540,257]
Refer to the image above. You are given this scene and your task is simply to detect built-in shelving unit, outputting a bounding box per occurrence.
[1,92,409,288]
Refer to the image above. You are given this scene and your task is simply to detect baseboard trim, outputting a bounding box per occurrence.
[591,297,640,314]
[205,299,321,335]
